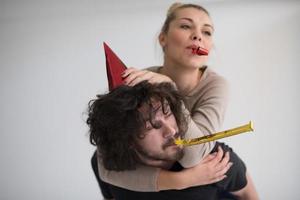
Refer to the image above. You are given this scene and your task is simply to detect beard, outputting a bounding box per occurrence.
[135,138,184,168]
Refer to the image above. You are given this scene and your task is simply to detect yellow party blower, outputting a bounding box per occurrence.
[175,121,254,146]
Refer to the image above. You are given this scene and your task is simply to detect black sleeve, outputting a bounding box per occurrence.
[212,142,248,192]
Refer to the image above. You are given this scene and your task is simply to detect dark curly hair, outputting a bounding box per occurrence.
[86,81,188,171]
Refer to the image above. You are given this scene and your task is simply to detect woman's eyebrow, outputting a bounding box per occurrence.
[178,17,214,30]
[179,17,193,23]
[204,24,214,31]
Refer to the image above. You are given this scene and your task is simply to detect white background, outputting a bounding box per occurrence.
[0,0,299,199]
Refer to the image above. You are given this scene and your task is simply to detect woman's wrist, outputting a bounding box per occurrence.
[157,169,192,191]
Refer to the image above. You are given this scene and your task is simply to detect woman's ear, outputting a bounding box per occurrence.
[159,32,166,47]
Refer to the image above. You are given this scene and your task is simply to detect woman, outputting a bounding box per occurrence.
[97,2,259,199]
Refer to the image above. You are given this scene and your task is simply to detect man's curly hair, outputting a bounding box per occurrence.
[86,81,188,171]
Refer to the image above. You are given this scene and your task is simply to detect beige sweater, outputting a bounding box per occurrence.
[97,66,229,191]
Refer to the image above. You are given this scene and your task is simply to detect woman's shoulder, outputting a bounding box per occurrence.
[189,66,229,97]
[145,66,162,73]
[202,66,228,86]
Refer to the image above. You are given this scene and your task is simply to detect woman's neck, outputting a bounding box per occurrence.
[161,60,202,95]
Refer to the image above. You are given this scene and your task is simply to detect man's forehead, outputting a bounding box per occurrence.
[138,99,161,116]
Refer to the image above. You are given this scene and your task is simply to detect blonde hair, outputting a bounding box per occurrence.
[161,2,210,34]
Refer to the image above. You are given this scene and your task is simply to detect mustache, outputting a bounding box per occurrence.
[162,132,182,149]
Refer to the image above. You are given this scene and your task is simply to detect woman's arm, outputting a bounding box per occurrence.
[157,146,232,190]
[97,145,231,191]
[97,152,160,191]
[179,76,229,167]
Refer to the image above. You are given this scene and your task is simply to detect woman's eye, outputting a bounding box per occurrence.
[180,24,190,29]
[203,31,212,36]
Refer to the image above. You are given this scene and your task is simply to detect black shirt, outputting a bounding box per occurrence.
[92,142,246,200]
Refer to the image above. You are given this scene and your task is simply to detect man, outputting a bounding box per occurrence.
[87,81,249,200]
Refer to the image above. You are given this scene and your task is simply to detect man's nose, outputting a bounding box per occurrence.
[161,120,176,138]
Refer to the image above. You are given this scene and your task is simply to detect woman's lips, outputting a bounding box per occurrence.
[187,45,209,56]
[192,47,208,56]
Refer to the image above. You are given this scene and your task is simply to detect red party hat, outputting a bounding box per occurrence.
[103,42,127,91]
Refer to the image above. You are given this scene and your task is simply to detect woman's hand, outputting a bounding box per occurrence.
[180,146,232,189]
[122,68,174,86]
[157,146,232,191]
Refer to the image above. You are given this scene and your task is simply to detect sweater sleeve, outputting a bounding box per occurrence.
[97,152,160,192]
[179,77,229,168]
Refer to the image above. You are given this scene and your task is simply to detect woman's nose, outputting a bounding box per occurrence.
[191,31,202,41]
[193,36,200,41]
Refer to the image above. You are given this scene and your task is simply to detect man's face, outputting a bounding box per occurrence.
[135,100,184,166]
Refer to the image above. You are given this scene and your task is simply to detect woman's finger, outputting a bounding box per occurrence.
[128,71,155,86]
[215,151,230,172]
[122,67,138,78]
[124,70,148,86]
[214,162,233,180]
[210,175,227,184]
[200,152,218,164]
[211,146,224,166]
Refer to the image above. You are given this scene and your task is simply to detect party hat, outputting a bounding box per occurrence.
[103,42,127,91]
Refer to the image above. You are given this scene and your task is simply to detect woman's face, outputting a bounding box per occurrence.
[160,7,214,69]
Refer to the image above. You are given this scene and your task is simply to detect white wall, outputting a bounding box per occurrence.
[0,0,299,199]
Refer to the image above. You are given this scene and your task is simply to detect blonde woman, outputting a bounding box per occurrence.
[94,3,259,199]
